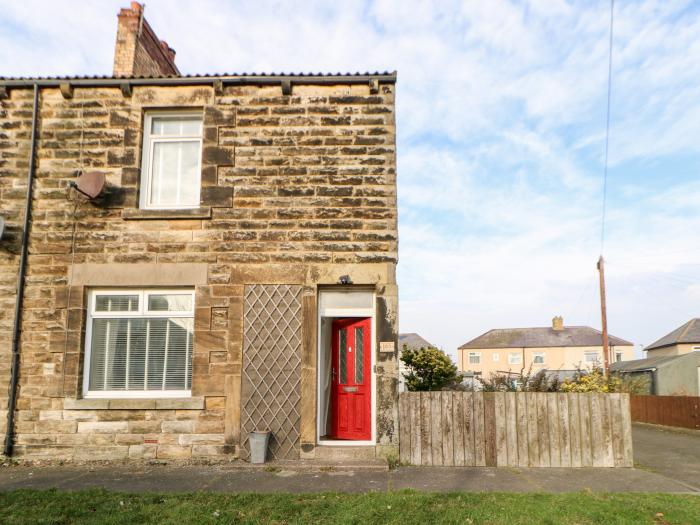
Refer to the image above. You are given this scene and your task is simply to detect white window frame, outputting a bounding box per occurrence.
[508,352,522,365]
[584,352,600,364]
[140,111,203,210]
[83,288,195,399]
[468,352,481,365]
[692,346,700,352]
[492,352,499,362]
[615,352,623,362]
[533,352,545,365]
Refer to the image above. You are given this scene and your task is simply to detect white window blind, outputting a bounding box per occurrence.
[140,113,202,209]
[84,290,194,398]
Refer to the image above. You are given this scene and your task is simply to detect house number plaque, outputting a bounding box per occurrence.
[379,341,395,353]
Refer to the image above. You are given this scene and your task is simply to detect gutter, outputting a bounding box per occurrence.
[0,73,397,90]
[4,84,39,457]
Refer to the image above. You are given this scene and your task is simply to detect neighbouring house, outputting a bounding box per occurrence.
[398,332,437,391]
[611,318,700,395]
[457,316,634,379]
[0,2,399,461]
[644,318,700,357]
[610,353,700,396]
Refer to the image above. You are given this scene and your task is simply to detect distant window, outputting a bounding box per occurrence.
[693,346,700,352]
[615,352,623,362]
[469,352,481,365]
[533,352,545,364]
[140,112,203,209]
[492,353,500,362]
[508,352,522,365]
[584,352,600,364]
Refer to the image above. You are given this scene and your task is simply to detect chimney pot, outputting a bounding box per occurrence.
[552,316,564,331]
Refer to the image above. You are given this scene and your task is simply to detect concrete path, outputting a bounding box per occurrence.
[0,424,696,494]
[632,422,700,492]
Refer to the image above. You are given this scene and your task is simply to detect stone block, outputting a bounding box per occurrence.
[192,445,226,457]
[74,446,129,461]
[155,397,205,410]
[161,420,194,433]
[108,399,157,410]
[156,445,192,459]
[77,421,129,434]
[63,398,109,410]
[177,433,224,446]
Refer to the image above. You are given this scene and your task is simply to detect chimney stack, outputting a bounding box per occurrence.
[552,316,564,331]
[113,2,179,77]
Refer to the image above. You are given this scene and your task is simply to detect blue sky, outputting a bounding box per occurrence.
[3,0,700,358]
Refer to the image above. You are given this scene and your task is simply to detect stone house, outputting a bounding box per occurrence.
[0,2,399,462]
[457,317,634,379]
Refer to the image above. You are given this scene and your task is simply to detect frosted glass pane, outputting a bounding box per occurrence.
[149,141,200,207]
[151,117,201,136]
[319,291,373,312]
[339,329,347,384]
[355,327,364,384]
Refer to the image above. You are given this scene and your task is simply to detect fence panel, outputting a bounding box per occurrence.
[398,392,633,468]
[630,395,700,430]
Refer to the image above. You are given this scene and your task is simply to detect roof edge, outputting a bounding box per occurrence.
[0,72,397,89]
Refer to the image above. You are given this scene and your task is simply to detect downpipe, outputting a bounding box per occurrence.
[4,84,39,457]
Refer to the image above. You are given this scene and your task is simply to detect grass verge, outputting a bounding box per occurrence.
[0,489,698,524]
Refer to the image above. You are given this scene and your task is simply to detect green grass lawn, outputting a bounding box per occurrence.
[0,489,698,524]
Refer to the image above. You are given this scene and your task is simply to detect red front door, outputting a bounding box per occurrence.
[331,317,371,440]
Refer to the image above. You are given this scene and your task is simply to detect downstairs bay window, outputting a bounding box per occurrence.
[83,289,194,398]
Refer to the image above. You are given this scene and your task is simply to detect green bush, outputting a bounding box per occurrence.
[400,346,458,391]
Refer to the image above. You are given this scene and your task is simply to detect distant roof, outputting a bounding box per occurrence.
[459,326,633,349]
[646,318,700,351]
[611,353,699,373]
[399,333,436,350]
[0,71,396,88]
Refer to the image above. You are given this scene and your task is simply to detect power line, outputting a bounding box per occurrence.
[600,0,615,255]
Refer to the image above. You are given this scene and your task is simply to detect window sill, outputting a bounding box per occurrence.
[63,397,205,410]
[122,207,211,220]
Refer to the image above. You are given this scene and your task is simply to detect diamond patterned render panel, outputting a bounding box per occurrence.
[241,285,302,460]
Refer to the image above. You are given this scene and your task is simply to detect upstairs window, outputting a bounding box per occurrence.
[492,353,499,362]
[468,352,481,364]
[508,352,522,365]
[140,113,202,209]
[533,352,545,364]
[83,289,194,398]
[584,352,600,364]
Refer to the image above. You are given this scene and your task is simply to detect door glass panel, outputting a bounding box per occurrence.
[355,327,364,384]
[339,328,347,384]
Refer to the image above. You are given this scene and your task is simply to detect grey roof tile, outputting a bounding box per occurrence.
[645,318,700,351]
[459,326,633,349]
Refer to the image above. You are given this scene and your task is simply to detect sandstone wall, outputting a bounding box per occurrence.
[0,80,398,459]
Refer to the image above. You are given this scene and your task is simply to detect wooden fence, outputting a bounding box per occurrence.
[398,392,633,467]
[630,395,700,430]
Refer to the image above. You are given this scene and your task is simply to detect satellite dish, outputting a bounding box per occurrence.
[71,171,106,200]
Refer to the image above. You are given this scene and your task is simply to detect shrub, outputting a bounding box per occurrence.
[401,346,459,391]
[481,365,562,392]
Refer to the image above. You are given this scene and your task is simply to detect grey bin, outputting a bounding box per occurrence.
[249,431,271,464]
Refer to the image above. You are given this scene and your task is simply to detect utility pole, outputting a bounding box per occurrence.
[597,255,610,374]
